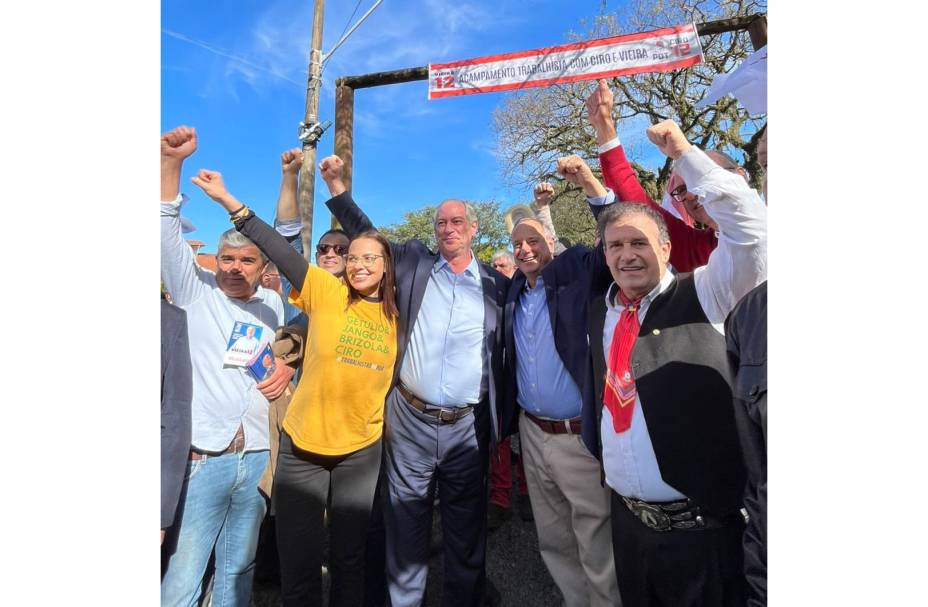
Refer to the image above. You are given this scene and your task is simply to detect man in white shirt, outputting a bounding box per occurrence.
[583,119,766,607]
[160,125,288,607]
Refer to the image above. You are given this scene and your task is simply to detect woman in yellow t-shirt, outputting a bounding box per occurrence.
[194,170,398,606]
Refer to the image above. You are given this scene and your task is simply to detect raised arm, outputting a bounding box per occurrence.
[586,79,652,205]
[532,183,559,245]
[190,170,310,293]
[319,155,375,237]
[586,79,715,272]
[556,155,610,222]
[647,120,767,323]
[275,148,303,224]
[160,126,211,306]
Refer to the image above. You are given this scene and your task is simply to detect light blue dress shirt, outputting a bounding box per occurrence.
[399,253,486,407]
[514,276,582,420]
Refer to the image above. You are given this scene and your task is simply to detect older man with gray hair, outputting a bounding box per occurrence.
[499,154,622,607]
[491,250,516,278]
[319,154,509,607]
[160,126,289,607]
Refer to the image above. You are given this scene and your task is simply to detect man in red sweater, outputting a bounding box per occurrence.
[585,79,762,272]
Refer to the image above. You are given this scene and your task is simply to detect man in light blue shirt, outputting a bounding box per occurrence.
[500,162,620,607]
[320,154,509,607]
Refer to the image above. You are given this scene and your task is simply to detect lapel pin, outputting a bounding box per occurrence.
[652,329,661,335]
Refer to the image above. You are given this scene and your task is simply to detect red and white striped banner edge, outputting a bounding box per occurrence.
[428,24,703,100]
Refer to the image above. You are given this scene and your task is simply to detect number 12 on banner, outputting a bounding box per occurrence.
[434,75,455,89]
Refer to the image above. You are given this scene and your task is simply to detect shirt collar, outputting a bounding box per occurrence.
[434,252,480,278]
[522,274,545,293]
[605,268,674,310]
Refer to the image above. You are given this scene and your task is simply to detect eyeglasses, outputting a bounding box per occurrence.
[345,254,385,268]
[316,243,349,256]
[669,184,688,203]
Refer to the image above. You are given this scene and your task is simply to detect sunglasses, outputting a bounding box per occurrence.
[316,243,349,256]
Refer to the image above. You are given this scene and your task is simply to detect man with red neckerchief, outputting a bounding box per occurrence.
[583,118,766,607]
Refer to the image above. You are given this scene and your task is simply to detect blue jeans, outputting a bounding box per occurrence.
[161,450,269,607]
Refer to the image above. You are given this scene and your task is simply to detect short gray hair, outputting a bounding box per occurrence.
[217,228,268,264]
[433,199,478,225]
[513,216,555,242]
[492,250,515,265]
[596,204,670,245]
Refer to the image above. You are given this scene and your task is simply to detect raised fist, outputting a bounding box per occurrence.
[533,182,555,208]
[585,79,614,132]
[281,148,304,175]
[191,169,234,208]
[161,126,197,161]
[646,120,692,160]
[556,155,594,187]
[318,155,344,183]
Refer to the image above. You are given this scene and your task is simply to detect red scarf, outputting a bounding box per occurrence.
[603,290,641,433]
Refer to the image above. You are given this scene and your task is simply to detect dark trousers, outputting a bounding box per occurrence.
[383,387,490,607]
[274,431,383,607]
[610,491,746,607]
[363,463,387,607]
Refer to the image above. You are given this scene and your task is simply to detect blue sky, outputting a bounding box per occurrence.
[162,0,650,252]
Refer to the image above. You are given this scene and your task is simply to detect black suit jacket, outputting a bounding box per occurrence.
[161,300,192,530]
[500,244,609,440]
[326,192,509,442]
[583,274,745,515]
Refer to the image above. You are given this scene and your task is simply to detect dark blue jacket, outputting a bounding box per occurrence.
[500,243,609,441]
[326,192,510,443]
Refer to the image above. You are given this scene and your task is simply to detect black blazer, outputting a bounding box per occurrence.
[584,274,745,515]
[326,192,510,442]
[500,244,609,439]
[161,300,192,530]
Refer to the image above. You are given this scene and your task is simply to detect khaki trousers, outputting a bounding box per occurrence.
[520,410,622,607]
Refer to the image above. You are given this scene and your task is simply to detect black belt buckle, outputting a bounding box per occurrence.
[622,497,673,531]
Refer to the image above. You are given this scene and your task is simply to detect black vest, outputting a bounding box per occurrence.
[597,274,746,515]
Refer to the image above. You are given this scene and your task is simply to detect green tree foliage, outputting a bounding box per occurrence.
[378,200,510,263]
[493,0,767,244]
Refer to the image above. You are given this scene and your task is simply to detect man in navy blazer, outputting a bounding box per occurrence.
[319,155,509,607]
[499,158,621,607]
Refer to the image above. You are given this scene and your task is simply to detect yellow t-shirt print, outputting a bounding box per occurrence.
[283,265,397,456]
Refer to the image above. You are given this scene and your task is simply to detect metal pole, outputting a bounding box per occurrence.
[298,0,325,261]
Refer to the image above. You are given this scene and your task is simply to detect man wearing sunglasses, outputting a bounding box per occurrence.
[665,151,749,232]
[272,148,352,320]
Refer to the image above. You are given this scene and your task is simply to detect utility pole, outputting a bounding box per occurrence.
[297,0,327,261]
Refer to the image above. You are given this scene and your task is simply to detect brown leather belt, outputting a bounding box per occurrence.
[525,411,581,435]
[398,384,474,424]
[190,425,245,460]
